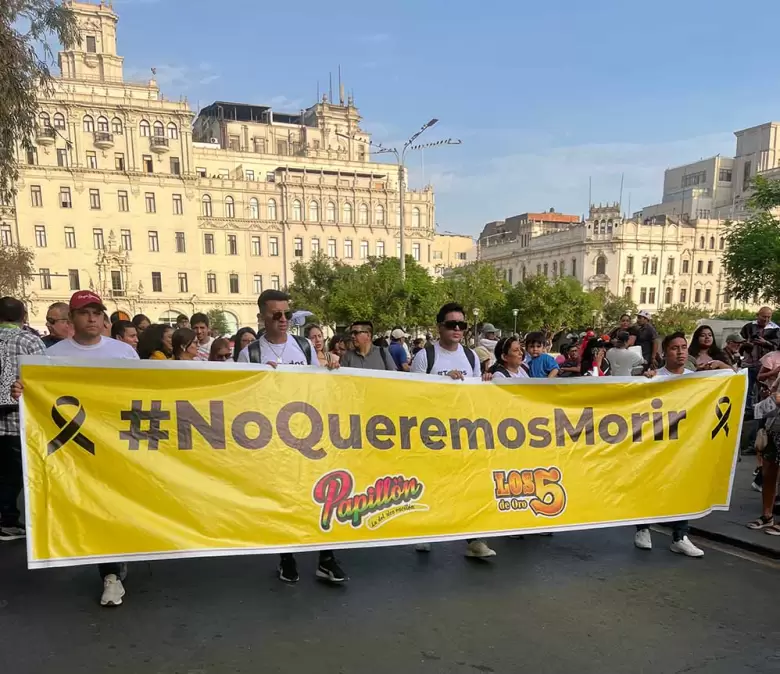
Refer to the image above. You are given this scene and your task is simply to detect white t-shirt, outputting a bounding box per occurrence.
[411,341,480,378]
[492,367,529,379]
[656,366,691,377]
[237,334,313,366]
[195,337,215,362]
[607,348,645,376]
[47,336,139,360]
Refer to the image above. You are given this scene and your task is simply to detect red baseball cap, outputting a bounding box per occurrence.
[69,290,106,311]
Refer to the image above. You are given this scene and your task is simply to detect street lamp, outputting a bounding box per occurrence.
[337,119,462,280]
[512,308,519,335]
[472,307,480,348]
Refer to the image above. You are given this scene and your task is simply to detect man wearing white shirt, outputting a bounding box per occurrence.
[190,312,214,362]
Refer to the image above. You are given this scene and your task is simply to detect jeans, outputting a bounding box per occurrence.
[281,550,334,565]
[637,522,689,542]
[0,435,22,527]
[98,563,127,580]
[747,366,759,410]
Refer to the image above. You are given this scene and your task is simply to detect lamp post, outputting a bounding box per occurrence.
[472,307,480,348]
[512,308,519,335]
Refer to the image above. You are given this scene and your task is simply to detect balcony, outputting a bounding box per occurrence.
[150,135,169,153]
[36,126,56,145]
[93,131,114,149]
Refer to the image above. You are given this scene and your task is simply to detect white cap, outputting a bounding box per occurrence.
[637,310,651,319]
[391,328,408,339]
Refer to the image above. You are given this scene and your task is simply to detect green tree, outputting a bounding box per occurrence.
[439,261,507,323]
[593,289,637,329]
[713,308,755,321]
[651,304,707,335]
[0,1,78,201]
[206,308,229,336]
[0,244,35,297]
[722,175,780,304]
[287,253,345,325]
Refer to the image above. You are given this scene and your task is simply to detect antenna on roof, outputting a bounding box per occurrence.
[618,172,624,211]
[329,72,333,105]
[338,65,344,105]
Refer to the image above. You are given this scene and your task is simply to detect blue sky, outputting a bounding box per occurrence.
[110,0,780,235]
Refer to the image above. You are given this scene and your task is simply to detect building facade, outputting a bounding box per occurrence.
[1,1,472,332]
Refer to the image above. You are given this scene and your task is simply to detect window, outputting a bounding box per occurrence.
[640,288,647,304]
[151,272,162,292]
[53,112,66,130]
[114,153,125,171]
[343,203,353,224]
[457,252,468,261]
[83,115,94,132]
[650,257,658,275]
[553,261,558,276]
[624,286,632,300]
[111,270,123,292]
[245,170,254,181]
[626,256,634,274]
[680,288,687,303]
[64,226,76,249]
[34,225,47,247]
[202,195,212,217]
[326,201,336,223]
[719,237,725,250]
[359,203,369,225]
[249,198,259,219]
[311,237,320,255]
[682,259,689,274]
[411,242,420,261]
[229,274,239,294]
[196,167,207,178]
[253,274,263,295]
[204,233,215,254]
[143,155,153,173]
[57,148,68,167]
[694,289,702,303]
[266,172,275,183]
[743,161,752,191]
[269,236,279,256]
[537,264,542,276]
[26,148,37,165]
[170,157,180,175]
[648,288,656,304]
[543,263,549,277]
[145,192,156,213]
[225,196,235,218]
[89,188,101,210]
[153,121,164,138]
[39,112,50,128]
[148,231,159,252]
[227,234,238,255]
[120,229,132,251]
[571,258,577,277]
[170,193,183,215]
[68,269,80,291]
[112,118,123,134]
[139,120,150,137]
[39,268,51,290]
[271,275,280,291]
[360,240,369,259]
[254,138,266,153]
[641,257,649,275]
[681,171,706,188]
[294,237,303,257]
[376,240,385,257]
[560,260,566,275]
[93,228,104,250]
[276,140,288,156]
[0,225,11,246]
[167,123,178,139]
[30,185,42,207]
[86,151,97,169]
[58,187,72,209]
[707,260,713,274]
[117,190,129,212]
[718,168,732,182]
[85,35,96,52]
[699,236,705,249]
[292,200,302,221]
[177,272,188,293]
[709,236,715,249]
[704,289,711,304]
[268,199,277,221]
[206,273,217,294]
[309,200,319,222]
[667,257,674,275]
[596,255,607,275]
[375,204,385,226]
[724,291,731,304]
[412,208,421,228]
[327,239,337,257]
[344,239,353,258]
[697,260,703,274]
[97,116,109,133]
[175,231,186,253]
[251,236,261,256]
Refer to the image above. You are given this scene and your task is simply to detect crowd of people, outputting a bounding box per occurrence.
[1,288,778,608]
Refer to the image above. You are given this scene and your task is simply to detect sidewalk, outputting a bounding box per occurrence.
[691,457,780,558]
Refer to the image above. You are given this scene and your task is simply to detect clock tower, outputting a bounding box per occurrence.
[58,0,124,82]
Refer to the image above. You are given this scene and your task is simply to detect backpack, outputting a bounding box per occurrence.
[425,342,476,375]
[247,335,313,365]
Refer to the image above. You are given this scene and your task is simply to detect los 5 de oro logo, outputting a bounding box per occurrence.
[492,468,567,517]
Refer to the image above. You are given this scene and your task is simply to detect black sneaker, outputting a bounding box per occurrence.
[278,555,299,583]
[316,556,347,583]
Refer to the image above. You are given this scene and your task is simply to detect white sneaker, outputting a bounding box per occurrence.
[634,529,652,550]
[100,574,125,607]
[415,542,431,552]
[670,536,704,558]
[465,540,496,558]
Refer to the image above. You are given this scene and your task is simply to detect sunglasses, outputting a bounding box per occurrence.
[271,310,293,321]
[350,330,370,337]
[213,352,232,361]
[441,320,468,331]
[46,317,68,325]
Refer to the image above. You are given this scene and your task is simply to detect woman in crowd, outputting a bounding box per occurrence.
[687,325,732,371]
[232,327,257,362]
[209,337,233,362]
[329,333,348,361]
[172,328,199,360]
[305,324,338,367]
[580,338,609,376]
[490,336,529,379]
[132,313,151,335]
[137,323,173,360]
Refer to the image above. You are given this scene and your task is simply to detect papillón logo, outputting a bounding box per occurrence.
[46,396,95,456]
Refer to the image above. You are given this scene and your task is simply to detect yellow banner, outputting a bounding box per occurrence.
[20,359,747,568]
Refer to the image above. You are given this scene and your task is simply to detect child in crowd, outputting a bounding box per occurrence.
[525,331,560,378]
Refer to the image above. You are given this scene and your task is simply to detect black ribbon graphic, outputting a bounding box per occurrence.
[47,395,95,456]
[711,396,732,439]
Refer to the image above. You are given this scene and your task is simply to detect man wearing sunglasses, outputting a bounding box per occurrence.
[41,302,72,347]
[340,321,397,371]
[410,301,496,559]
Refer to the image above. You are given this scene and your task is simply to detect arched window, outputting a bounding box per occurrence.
[624,286,632,300]
[225,196,235,218]
[326,201,336,222]
[375,204,385,225]
[201,194,212,217]
[292,199,302,221]
[83,115,94,132]
[152,121,164,137]
[249,198,259,219]
[412,207,421,228]
[53,112,66,129]
[268,199,277,221]
[343,202,353,224]
[39,112,50,127]
[665,287,673,304]
[97,116,109,132]
[596,255,607,275]
[719,237,725,250]
[699,236,705,249]
[111,117,123,134]
[139,119,150,137]
[358,203,369,225]
[309,200,319,222]
[552,261,558,276]
[709,236,715,249]
[167,123,179,139]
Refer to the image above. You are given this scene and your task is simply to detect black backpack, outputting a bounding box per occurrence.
[424,342,476,375]
[247,335,313,365]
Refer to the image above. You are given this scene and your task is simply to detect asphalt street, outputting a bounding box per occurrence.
[1,528,779,674]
